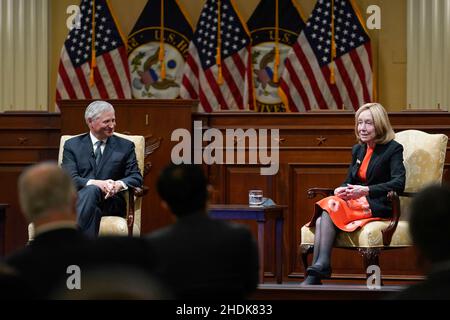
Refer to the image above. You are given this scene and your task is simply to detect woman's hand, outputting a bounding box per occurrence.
[334,186,349,200]
[345,184,369,199]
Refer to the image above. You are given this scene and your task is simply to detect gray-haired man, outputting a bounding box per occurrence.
[62,100,142,237]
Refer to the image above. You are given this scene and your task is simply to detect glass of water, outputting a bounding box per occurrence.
[249,190,263,207]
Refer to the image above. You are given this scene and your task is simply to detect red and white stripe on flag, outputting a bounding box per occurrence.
[180,0,254,112]
[56,0,131,109]
[279,0,373,112]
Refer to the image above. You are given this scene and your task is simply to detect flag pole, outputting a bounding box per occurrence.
[330,0,336,85]
[159,0,166,79]
[273,0,280,83]
[216,0,223,85]
[89,0,97,86]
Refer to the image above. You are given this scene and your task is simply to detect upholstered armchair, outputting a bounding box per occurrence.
[28,132,147,241]
[300,130,448,278]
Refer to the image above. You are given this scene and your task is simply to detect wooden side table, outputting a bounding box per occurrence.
[0,204,8,257]
[208,204,286,284]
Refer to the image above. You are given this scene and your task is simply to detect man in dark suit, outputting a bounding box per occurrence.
[62,100,142,238]
[146,164,259,300]
[6,162,159,299]
[394,184,450,300]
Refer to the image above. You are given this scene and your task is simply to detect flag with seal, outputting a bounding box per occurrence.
[247,0,305,112]
[128,0,193,99]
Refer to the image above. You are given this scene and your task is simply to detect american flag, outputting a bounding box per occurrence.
[56,0,131,107]
[180,0,254,112]
[279,0,373,111]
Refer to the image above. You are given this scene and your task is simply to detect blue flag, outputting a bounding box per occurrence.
[247,0,305,112]
[128,0,193,99]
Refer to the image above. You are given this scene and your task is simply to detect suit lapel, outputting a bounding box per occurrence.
[96,136,115,174]
[352,144,366,180]
[366,143,386,181]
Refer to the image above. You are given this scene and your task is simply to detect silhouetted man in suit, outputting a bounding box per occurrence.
[6,162,157,299]
[394,184,450,300]
[62,100,142,237]
[145,164,259,300]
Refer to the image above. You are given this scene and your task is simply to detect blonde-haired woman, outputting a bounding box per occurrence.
[302,103,406,285]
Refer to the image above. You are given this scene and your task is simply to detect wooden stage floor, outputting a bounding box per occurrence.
[250,283,405,300]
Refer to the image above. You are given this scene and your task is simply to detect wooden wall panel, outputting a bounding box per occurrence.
[0,113,60,254]
[0,168,29,253]
[217,165,278,279]
[224,166,275,204]
[287,164,349,278]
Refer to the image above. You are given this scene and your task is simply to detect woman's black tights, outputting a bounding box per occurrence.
[302,211,337,285]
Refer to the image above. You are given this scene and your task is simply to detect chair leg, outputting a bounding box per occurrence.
[358,247,380,269]
[358,247,383,285]
[299,244,314,278]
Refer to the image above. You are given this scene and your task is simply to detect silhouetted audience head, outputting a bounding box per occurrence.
[0,263,32,299]
[157,164,208,217]
[18,161,77,224]
[410,184,450,264]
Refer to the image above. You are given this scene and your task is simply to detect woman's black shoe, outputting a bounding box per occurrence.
[300,275,323,286]
[306,265,332,278]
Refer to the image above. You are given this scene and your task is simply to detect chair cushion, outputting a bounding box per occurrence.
[301,220,412,248]
[99,216,128,236]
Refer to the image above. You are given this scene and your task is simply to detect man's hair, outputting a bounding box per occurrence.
[157,164,208,217]
[410,184,450,263]
[354,102,395,144]
[18,162,76,222]
[84,100,114,122]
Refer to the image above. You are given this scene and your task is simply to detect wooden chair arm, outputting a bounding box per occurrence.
[129,185,149,197]
[382,190,417,245]
[126,188,136,236]
[397,191,416,197]
[307,188,334,199]
[124,185,148,236]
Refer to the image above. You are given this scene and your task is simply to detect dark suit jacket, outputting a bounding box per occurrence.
[342,140,406,218]
[145,213,259,300]
[62,133,142,190]
[5,228,156,299]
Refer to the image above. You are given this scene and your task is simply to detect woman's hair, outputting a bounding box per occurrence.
[354,102,395,144]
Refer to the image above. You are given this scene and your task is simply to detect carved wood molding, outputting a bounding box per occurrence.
[143,135,162,176]
[17,137,29,145]
[144,163,152,177]
[316,136,327,146]
[145,135,162,159]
